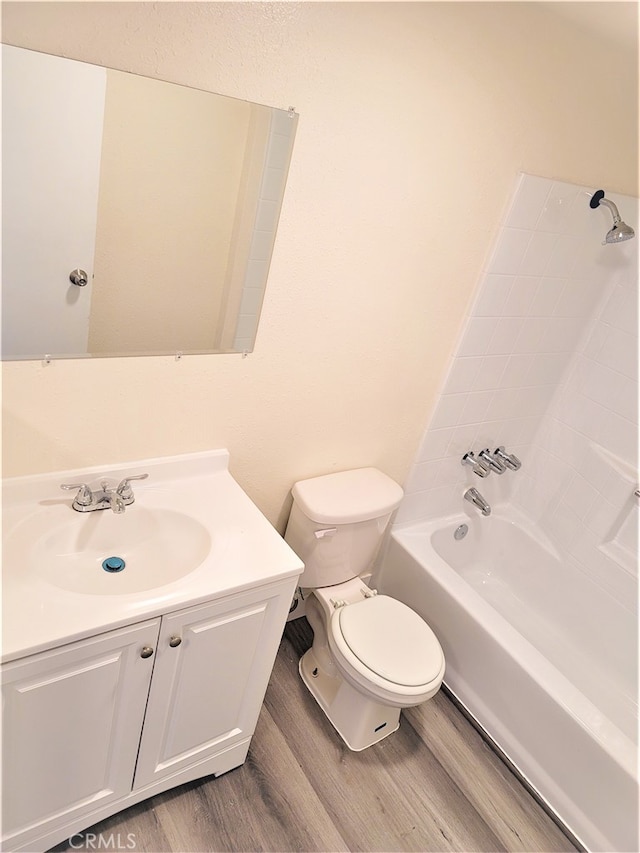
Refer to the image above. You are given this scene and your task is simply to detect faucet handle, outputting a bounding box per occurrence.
[478,448,507,474]
[60,482,93,507]
[461,452,490,478]
[494,446,522,471]
[115,473,149,500]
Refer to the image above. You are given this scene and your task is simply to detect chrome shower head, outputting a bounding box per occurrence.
[590,189,635,244]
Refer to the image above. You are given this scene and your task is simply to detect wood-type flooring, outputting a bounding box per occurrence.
[51,617,578,853]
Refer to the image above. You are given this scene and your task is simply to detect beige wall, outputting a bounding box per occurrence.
[2,2,637,529]
[89,70,252,352]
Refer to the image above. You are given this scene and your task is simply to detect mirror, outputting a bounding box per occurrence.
[1,45,298,360]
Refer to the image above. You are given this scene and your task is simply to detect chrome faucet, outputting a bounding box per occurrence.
[494,446,522,471]
[461,452,490,478]
[61,473,149,513]
[107,486,127,515]
[478,448,507,474]
[464,487,491,517]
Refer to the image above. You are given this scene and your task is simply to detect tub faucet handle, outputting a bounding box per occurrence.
[494,446,522,471]
[478,448,507,474]
[461,452,490,478]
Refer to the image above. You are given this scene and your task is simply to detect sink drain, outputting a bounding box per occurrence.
[102,556,126,573]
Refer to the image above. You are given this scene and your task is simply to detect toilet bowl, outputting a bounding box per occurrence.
[284,467,445,750]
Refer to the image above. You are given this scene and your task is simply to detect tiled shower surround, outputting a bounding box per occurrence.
[396,173,638,612]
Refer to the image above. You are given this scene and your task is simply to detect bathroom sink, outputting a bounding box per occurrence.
[2,449,304,663]
[7,506,211,595]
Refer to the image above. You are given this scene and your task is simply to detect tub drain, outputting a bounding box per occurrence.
[454,524,468,541]
[102,556,125,573]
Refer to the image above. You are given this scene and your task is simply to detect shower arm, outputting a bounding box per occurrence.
[597,197,623,225]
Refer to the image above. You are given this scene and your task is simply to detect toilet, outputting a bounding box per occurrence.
[284,467,445,751]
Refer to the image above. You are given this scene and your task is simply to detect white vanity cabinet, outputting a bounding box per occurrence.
[1,579,295,853]
[1,619,160,847]
[133,583,292,788]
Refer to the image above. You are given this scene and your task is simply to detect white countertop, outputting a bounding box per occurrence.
[2,450,303,663]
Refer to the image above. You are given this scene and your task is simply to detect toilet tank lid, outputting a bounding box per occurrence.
[291,467,404,524]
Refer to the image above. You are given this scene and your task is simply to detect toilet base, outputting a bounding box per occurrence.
[299,648,401,751]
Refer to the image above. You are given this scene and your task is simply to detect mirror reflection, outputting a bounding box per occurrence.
[1,45,298,360]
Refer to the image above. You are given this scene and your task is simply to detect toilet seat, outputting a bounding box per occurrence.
[328,594,445,707]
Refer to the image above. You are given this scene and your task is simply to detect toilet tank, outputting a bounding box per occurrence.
[284,468,403,588]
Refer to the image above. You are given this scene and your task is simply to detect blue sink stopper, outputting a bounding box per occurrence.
[102,556,125,573]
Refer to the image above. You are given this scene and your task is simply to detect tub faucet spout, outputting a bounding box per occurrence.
[464,487,491,517]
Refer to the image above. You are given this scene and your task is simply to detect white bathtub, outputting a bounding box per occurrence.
[376,508,638,852]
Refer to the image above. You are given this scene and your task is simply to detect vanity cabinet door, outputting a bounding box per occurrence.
[133,582,291,789]
[1,619,160,850]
